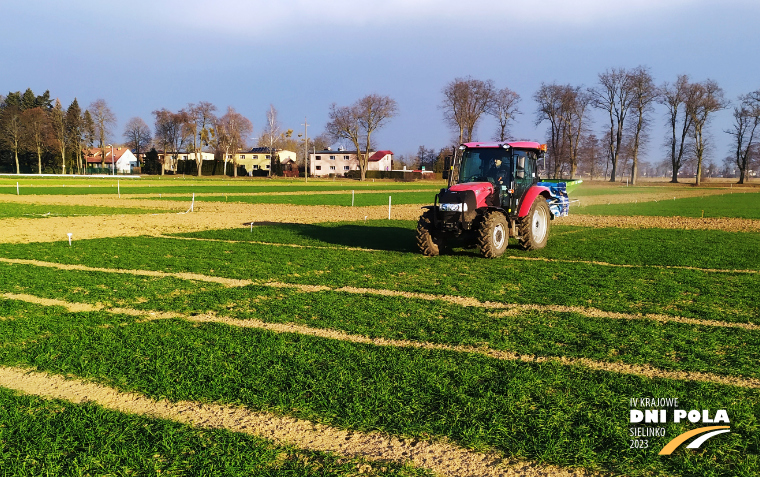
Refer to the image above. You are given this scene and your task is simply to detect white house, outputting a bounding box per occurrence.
[158,151,215,173]
[85,147,138,173]
[309,148,393,177]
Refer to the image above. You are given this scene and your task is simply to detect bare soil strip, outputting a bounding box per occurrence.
[3,259,757,332]
[555,214,760,232]
[505,256,760,275]
[2,192,760,245]
[0,258,252,287]
[0,366,596,477]
[5,293,760,390]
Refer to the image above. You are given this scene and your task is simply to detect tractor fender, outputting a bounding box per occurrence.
[517,185,551,217]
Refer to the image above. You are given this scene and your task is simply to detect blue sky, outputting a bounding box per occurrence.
[2,0,758,164]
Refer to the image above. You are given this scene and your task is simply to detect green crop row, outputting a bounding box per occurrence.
[0,202,170,218]
[0,181,443,196]
[1,262,758,381]
[575,192,760,219]
[1,301,757,476]
[2,228,757,325]
[155,191,435,206]
[0,386,427,477]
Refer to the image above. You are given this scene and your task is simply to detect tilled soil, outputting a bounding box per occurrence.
[2,193,760,244]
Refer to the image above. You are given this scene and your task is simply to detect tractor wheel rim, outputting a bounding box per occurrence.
[493,223,505,249]
[532,207,548,243]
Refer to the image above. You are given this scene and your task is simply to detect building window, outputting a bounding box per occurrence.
[227,154,232,159]
[330,155,336,160]
[253,155,258,159]
[344,166,349,170]
[344,155,349,160]
[266,155,271,159]
[183,155,188,160]
[315,155,321,160]
[265,164,270,169]
[330,166,336,171]
[240,155,245,159]
[252,165,258,170]
[316,165,322,171]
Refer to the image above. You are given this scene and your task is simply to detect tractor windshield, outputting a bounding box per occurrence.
[458,148,511,184]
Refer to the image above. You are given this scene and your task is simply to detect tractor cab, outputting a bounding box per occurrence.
[451,141,544,215]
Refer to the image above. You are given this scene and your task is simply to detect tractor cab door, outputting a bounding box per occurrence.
[511,150,538,213]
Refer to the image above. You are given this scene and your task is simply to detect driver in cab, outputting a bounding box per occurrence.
[486,158,507,184]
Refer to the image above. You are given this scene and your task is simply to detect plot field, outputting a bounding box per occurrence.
[0,177,758,477]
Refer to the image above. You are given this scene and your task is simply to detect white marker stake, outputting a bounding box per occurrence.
[16,182,19,195]
[67,233,72,246]
[388,195,392,219]
[364,216,368,224]
[191,193,195,212]
[352,190,355,207]
[250,223,253,232]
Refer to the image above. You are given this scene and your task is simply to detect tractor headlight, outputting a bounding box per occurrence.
[439,203,467,212]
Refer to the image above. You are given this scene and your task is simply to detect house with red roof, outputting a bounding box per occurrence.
[85,147,138,174]
[308,148,393,177]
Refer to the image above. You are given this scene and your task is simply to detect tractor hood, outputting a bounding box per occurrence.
[448,182,494,209]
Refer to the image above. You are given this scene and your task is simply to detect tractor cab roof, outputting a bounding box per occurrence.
[461,141,543,150]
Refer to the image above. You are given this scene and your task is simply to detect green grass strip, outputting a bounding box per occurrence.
[0,182,443,196]
[1,307,757,476]
[0,202,169,218]
[575,192,760,219]
[156,191,435,206]
[0,386,427,477]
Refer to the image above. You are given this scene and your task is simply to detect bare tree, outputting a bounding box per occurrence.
[21,107,53,174]
[685,79,728,186]
[534,83,590,178]
[578,133,606,180]
[0,104,22,174]
[441,76,495,144]
[260,105,281,176]
[185,102,217,176]
[88,99,116,169]
[487,87,521,141]
[123,117,152,166]
[217,107,253,177]
[627,66,657,185]
[659,75,693,183]
[326,94,398,181]
[726,90,760,184]
[590,68,636,182]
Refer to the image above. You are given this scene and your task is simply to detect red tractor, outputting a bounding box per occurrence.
[416,141,571,258]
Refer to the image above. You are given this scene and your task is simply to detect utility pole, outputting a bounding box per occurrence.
[301,117,309,183]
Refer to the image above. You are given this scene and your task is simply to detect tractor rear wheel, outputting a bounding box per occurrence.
[416,210,445,256]
[518,196,550,250]
[477,211,508,258]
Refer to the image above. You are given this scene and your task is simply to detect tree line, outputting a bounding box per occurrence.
[438,69,760,184]
[2,71,758,183]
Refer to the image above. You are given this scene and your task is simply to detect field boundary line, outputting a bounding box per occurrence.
[505,256,760,275]
[2,257,757,331]
[0,258,252,288]
[4,293,760,390]
[156,234,371,251]
[0,366,596,477]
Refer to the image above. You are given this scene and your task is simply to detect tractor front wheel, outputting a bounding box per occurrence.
[477,211,508,258]
[518,196,551,250]
[416,210,445,256]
